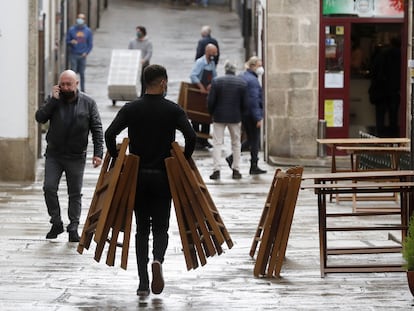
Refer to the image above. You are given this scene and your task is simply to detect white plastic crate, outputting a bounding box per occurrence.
[107,49,142,104]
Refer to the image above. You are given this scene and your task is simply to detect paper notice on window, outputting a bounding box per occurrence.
[325,71,344,88]
[324,99,343,127]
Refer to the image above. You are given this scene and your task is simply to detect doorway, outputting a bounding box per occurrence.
[349,23,403,138]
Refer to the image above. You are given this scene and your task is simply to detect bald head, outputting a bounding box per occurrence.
[58,70,79,98]
[59,70,77,82]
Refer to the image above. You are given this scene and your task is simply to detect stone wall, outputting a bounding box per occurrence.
[265,0,319,158]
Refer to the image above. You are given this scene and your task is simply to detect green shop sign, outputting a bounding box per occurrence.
[323,0,404,18]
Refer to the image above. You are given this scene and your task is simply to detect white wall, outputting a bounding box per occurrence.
[0,0,29,138]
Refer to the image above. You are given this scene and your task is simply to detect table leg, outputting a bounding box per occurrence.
[317,190,327,277]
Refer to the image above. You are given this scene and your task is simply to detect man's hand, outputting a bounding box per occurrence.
[256,120,262,128]
[70,39,77,45]
[52,85,60,99]
[92,156,102,168]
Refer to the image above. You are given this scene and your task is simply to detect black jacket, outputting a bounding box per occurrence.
[105,94,196,170]
[207,73,248,123]
[35,92,103,159]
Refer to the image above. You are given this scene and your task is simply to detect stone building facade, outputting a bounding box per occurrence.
[265,0,319,159]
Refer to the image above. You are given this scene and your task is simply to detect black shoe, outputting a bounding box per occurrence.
[68,230,80,242]
[232,170,242,179]
[137,287,150,297]
[46,223,64,239]
[225,155,233,169]
[250,167,267,175]
[209,170,220,180]
[151,261,164,295]
[195,142,208,151]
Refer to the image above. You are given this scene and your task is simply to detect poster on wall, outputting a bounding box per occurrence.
[324,99,343,127]
[325,72,344,88]
[323,0,404,18]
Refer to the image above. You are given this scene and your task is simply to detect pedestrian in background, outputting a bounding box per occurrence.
[35,70,103,242]
[207,60,247,180]
[105,64,196,297]
[66,13,93,92]
[238,56,267,175]
[195,25,219,65]
[190,43,218,150]
[128,25,153,96]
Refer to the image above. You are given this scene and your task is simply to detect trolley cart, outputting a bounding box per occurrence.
[107,49,142,106]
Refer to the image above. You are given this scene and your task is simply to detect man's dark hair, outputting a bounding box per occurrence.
[144,64,168,86]
[136,25,147,36]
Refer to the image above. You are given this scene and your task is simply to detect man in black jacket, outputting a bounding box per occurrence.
[105,64,196,297]
[207,60,248,180]
[35,70,103,242]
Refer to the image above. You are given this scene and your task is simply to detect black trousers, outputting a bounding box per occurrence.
[192,121,210,144]
[134,169,171,288]
[242,115,260,163]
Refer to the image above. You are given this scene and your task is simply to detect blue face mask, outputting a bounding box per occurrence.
[76,18,85,25]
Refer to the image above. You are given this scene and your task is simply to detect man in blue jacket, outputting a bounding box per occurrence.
[238,56,266,175]
[66,13,93,92]
[35,70,103,242]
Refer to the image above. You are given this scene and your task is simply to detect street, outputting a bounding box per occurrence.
[0,0,413,310]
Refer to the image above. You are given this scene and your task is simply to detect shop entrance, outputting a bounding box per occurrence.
[319,0,407,140]
[350,23,403,138]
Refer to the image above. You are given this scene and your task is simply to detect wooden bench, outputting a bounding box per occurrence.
[302,170,414,277]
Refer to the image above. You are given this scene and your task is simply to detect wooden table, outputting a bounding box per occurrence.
[302,170,414,277]
[316,138,410,173]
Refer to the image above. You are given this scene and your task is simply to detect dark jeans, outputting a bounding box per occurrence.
[69,53,87,92]
[375,95,400,137]
[242,115,260,163]
[43,154,86,231]
[134,169,172,288]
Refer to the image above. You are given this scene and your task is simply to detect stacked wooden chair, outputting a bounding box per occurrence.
[165,142,233,270]
[77,138,139,270]
[250,166,303,278]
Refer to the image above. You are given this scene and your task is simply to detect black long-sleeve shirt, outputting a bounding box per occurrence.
[105,94,196,170]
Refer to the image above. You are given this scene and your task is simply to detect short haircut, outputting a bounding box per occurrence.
[143,64,168,86]
[136,25,147,36]
[224,60,236,74]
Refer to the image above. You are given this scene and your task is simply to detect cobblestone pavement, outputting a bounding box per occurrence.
[0,0,413,310]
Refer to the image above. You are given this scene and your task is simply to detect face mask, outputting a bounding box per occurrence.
[136,32,143,39]
[209,55,215,62]
[76,18,85,25]
[255,66,264,76]
[60,91,76,100]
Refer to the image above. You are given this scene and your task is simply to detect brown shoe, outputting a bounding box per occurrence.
[151,261,164,294]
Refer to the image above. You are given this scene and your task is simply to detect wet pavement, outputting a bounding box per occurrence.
[0,0,414,310]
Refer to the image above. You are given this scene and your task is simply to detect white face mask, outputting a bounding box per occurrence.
[255,66,264,76]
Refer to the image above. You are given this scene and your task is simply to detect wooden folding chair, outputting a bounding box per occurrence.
[249,168,282,258]
[252,167,303,278]
[267,167,303,277]
[166,142,233,270]
[78,138,129,254]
